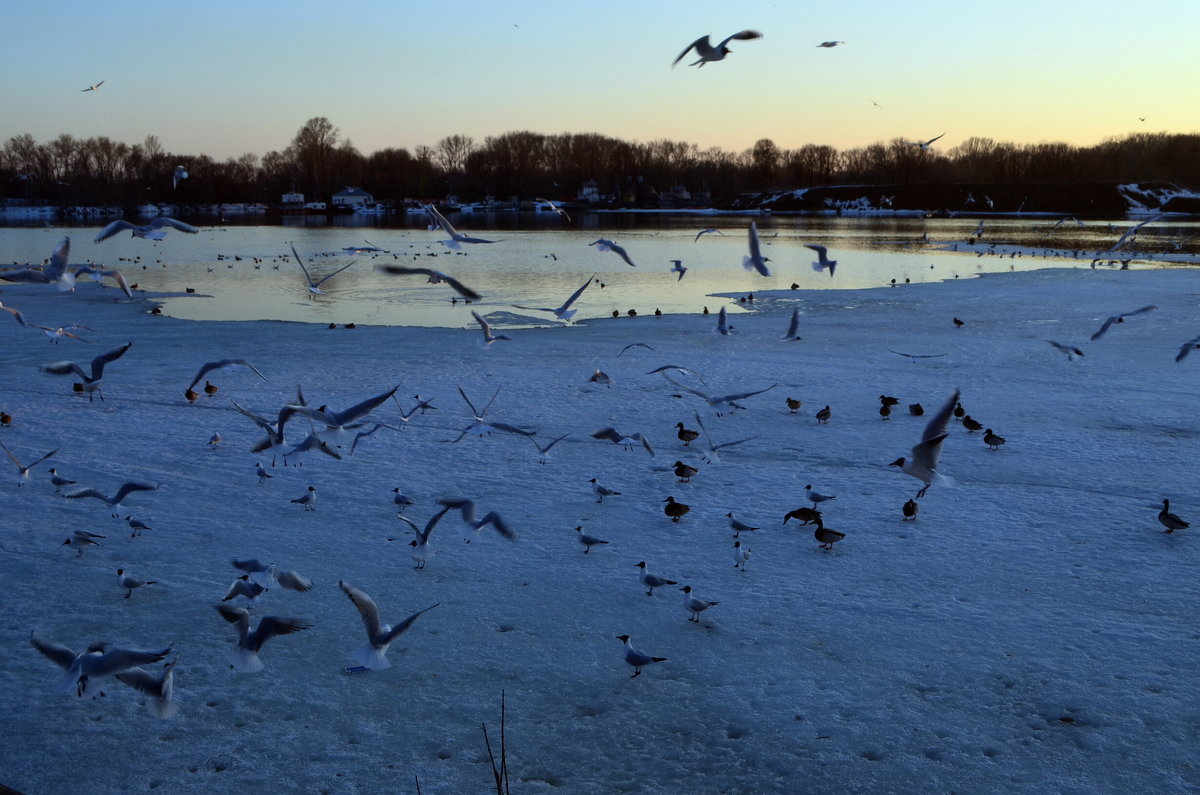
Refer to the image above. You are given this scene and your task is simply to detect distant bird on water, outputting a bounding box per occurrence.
[672,30,763,68]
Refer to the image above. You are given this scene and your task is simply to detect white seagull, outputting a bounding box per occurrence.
[635,561,677,596]
[425,204,496,249]
[95,217,198,243]
[528,432,570,464]
[589,478,621,503]
[30,634,171,698]
[81,80,105,92]
[215,605,313,673]
[376,265,482,300]
[616,635,667,678]
[905,133,946,152]
[661,373,777,416]
[63,530,105,556]
[694,228,725,242]
[39,341,132,401]
[515,273,594,322]
[0,441,55,485]
[291,485,318,511]
[590,238,637,267]
[672,30,763,68]
[289,243,355,296]
[806,244,837,277]
[232,559,313,592]
[669,259,688,280]
[338,581,438,670]
[451,385,535,441]
[592,427,655,457]
[715,305,733,335]
[71,265,134,298]
[743,222,770,277]
[889,388,960,498]
[534,198,571,222]
[576,526,609,553]
[680,586,719,622]
[692,411,759,464]
[0,237,75,291]
[115,658,178,718]
[1,301,29,327]
[472,310,511,347]
[172,165,188,189]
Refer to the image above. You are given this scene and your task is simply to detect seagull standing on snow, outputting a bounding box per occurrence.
[889,388,960,498]
[590,478,621,503]
[291,485,317,511]
[680,586,719,622]
[576,526,609,553]
[636,561,677,595]
[338,581,438,670]
[94,217,198,243]
[672,30,763,68]
[806,244,837,277]
[616,635,667,678]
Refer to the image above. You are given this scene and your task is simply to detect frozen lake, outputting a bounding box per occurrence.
[3,213,1197,327]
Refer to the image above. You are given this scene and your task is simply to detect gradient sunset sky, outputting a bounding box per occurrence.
[3,0,1197,161]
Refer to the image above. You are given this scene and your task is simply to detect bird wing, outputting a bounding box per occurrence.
[349,423,401,455]
[556,274,595,314]
[426,205,461,238]
[619,343,654,356]
[114,666,164,696]
[64,487,108,502]
[289,243,317,286]
[23,448,56,471]
[376,265,481,299]
[87,646,172,677]
[533,432,569,454]
[276,570,312,592]
[110,481,158,505]
[215,604,252,641]
[473,512,517,541]
[1175,334,1200,363]
[30,635,78,670]
[713,383,777,404]
[924,133,946,146]
[437,495,478,525]
[330,385,400,426]
[417,504,454,544]
[672,35,710,67]
[95,221,138,243]
[471,310,494,339]
[591,427,625,444]
[246,617,313,651]
[88,341,133,381]
[312,259,357,288]
[148,217,199,234]
[921,389,961,444]
[610,241,636,267]
[39,360,88,379]
[805,244,828,262]
[718,29,763,48]
[485,421,537,436]
[232,558,269,574]
[1090,316,1119,342]
[380,603,440,645]
[339,581,384,640]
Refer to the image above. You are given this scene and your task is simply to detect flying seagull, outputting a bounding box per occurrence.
[515,273,595,321]
[451,385,535,442]
[1089,305,1158,341]
[534,198,571,222]
[172,165,188,189]
[905,133,946,151]
[669,259,688,281]
[592,427,655,457]
[806,244,837,277]
[71,265,134,298]
[672,30,763,68]
[816,41,845,48]
[1044,339,1085,361]
[425,204,496,249]
[590,238,637,267]
[186,359,268,392]
[0,441,55,485]
[743,222,770,277]
[81,80,105,92]
[95,217,198,243]
[781,308,802,341]
[290,243,355,296]
[39,341,133,401]
[65,480,159,508]
[692,410,758,464]
[115,658,178,718]
[1175,334,1200,363]
[661,372,776,416]
[0,237,75,291]
[471,310,511,346]
[889,388,960,498]
[31,634,171,698]
[694,228,725,242]
[376,264,481,300]
[339,581,438,670]
[215,604,313,673]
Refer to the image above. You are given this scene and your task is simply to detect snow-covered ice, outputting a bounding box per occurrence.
[1,262,1197,793]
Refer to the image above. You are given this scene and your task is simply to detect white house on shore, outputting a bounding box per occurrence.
[332,187,373,208]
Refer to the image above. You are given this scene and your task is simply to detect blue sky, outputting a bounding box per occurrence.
[2,0,1197,161]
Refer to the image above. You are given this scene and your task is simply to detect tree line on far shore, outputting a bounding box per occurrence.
[2,117,1196,208]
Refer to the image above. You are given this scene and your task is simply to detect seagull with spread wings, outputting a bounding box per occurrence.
[376,264,481,300]
[590,238,637,267]
[289,243,355,296]
[1090,305,1158,341]
[39,341,132,401]
[95,217,198,243]
[515,274,594,322]
[338,581,438,670]
[673,30,763,68]
[425,204,496,249]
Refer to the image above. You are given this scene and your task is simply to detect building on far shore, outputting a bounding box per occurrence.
[332,187,373,209]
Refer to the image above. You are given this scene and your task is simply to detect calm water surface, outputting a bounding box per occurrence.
[2,213,1195,328]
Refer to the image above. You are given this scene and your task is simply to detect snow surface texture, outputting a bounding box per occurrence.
[1,266,1197,793]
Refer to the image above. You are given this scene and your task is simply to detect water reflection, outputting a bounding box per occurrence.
[1,215,1194,328]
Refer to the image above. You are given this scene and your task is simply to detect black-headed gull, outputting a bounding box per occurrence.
[680,586,719,622]
[72,265,133,298]
[534,198,571,222]
[215,605,313,673]
[515,273,594,321]
[425,204,496,249]
[590,238,637,267]
[635,561,677,596]
[186,359,268,392]
[338,581,438,670]
[672,30,762,68]
[905,133,946,151]
[806,244,837,277]
[0,237,75,291]
[616,635,667,678]
[95,217,198,243]
[0,441,55,485]
[289,243,355,296]
[115,658,178,718]
[743,222,770,277]
[39,342,132,401]
[376,265,481,300]
[1089,305,1157,341]
[576,526,609,553]
[65,480,158,508]
[31,634,171,698]
[889,388,960,498]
